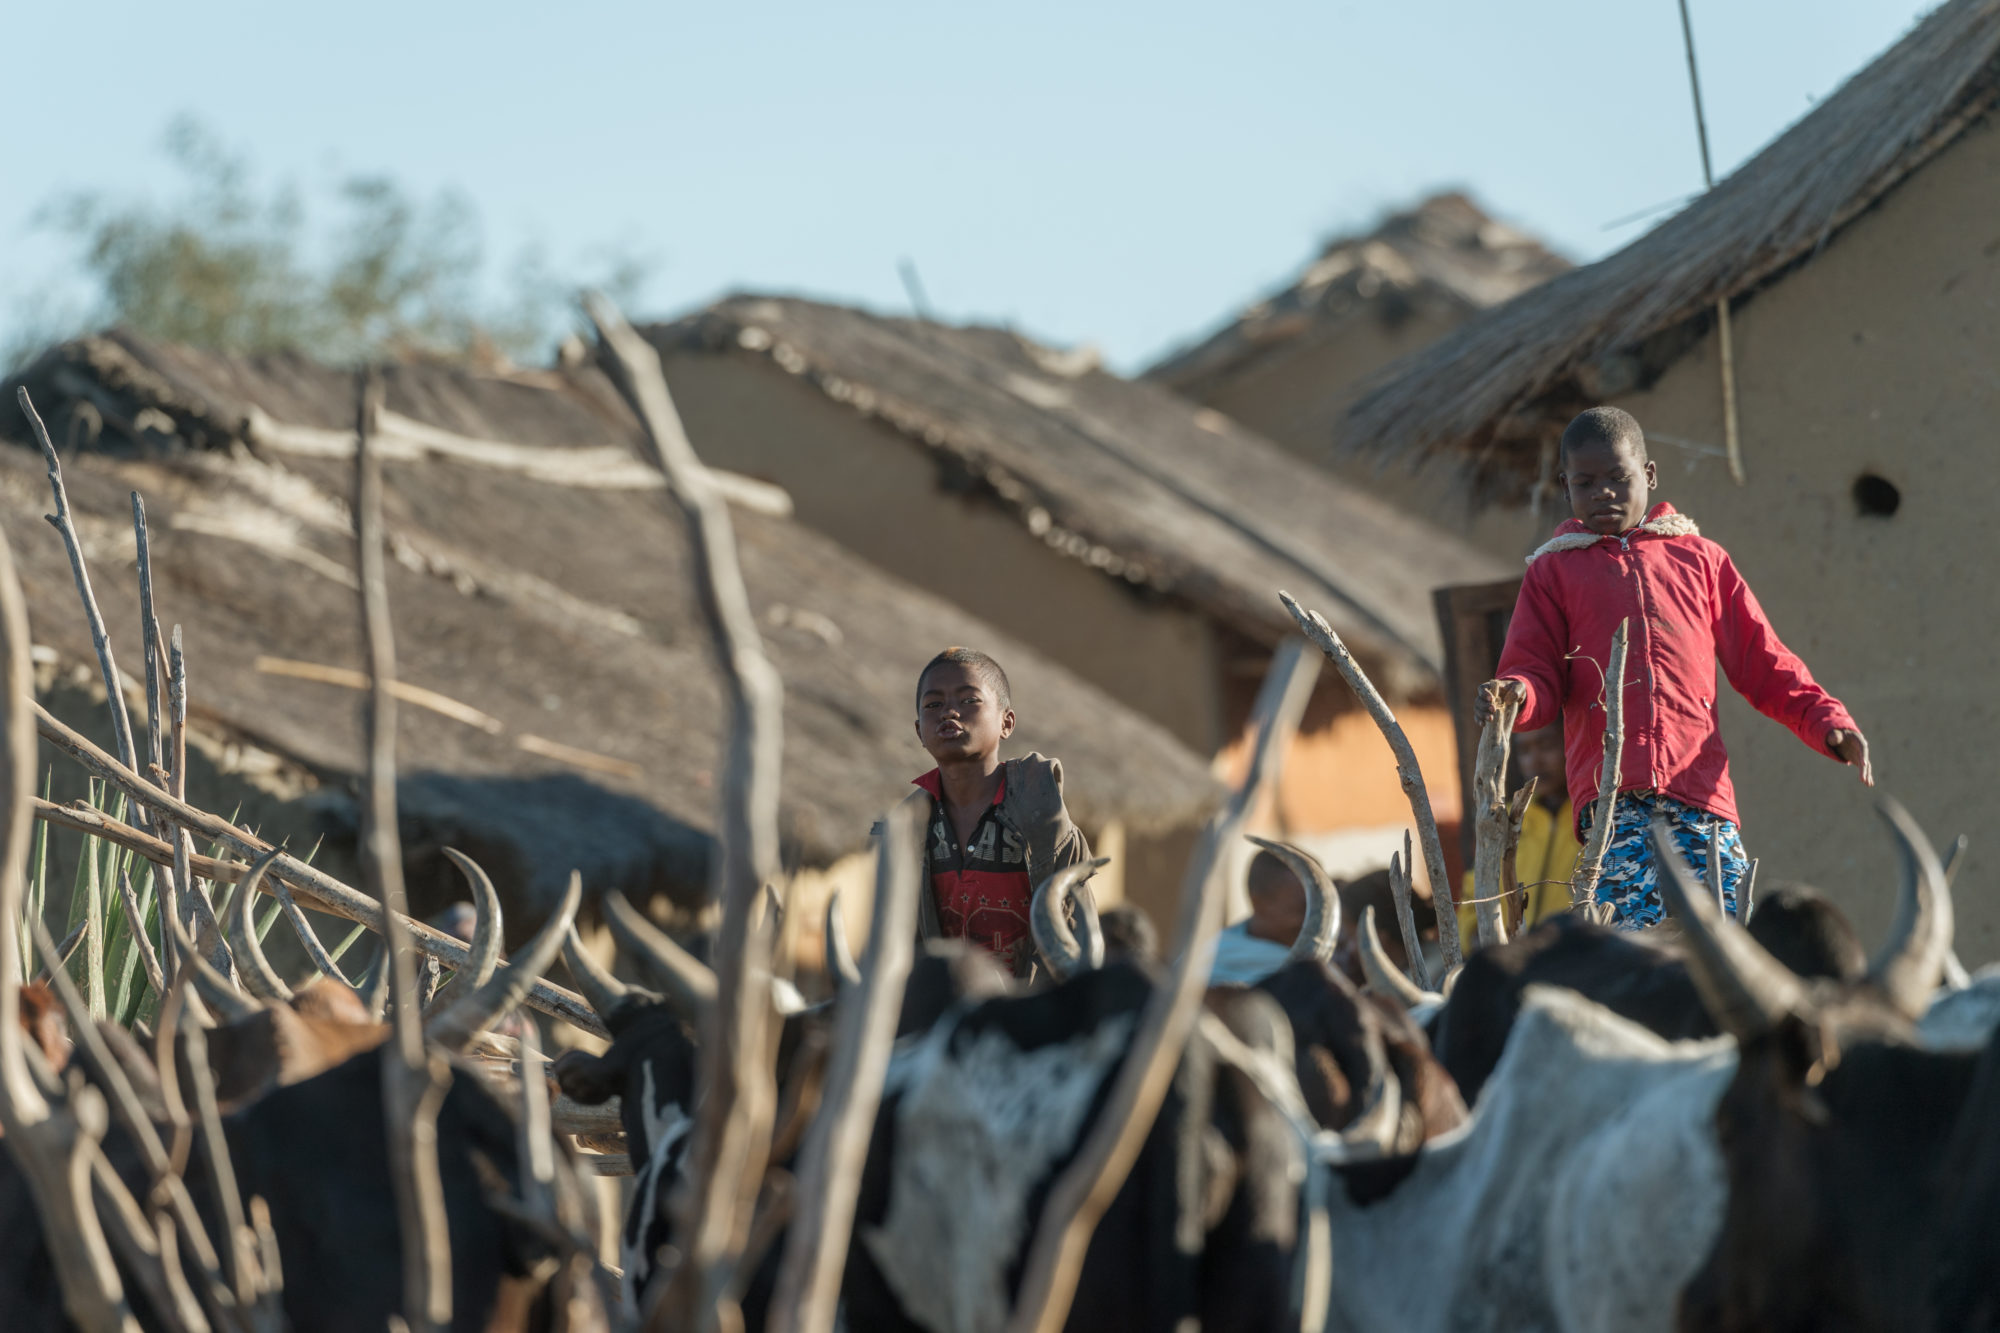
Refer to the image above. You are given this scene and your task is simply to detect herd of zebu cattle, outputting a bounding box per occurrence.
[6,309,2000,1333]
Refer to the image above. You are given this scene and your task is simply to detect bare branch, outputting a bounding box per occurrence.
[30,916,228,1295]
[117,870,166,1001]
[0,497,136,1332]
[1571,620,1630,909]
[132,492,166,832]
[588,292,785,1333]
[354,367,455,1333]
[1281,591,1463,970]
[178,989,252,1305]
[1469,689,1523,949]
[767,800,924,1333]
[31,703,606,1037]
[17,388,138,776]
[1007,637,1320,1333]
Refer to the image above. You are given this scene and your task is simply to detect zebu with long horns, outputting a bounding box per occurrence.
[559,834,1461,1329]
[1312,798,1995,1333]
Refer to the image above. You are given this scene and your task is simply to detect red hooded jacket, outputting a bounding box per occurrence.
[1496,502,1856,835]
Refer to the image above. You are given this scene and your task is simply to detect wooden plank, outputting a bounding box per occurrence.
[1433,578,1524,872]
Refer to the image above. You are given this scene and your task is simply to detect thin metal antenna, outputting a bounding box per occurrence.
[1676,0,1746,486]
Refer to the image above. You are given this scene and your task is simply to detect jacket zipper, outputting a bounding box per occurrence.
[1622,534,1661,792]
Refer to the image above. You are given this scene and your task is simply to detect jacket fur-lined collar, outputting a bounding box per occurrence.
[1526,502,1699,564]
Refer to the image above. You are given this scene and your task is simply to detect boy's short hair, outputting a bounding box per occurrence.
[916,647,1012,711]
[1560,406,1648,465]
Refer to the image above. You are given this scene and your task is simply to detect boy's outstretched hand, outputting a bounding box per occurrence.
[1828,728,1874,786]
[1475,678,1527,728]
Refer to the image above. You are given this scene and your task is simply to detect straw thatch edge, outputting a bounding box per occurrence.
[1340,0,2000,501]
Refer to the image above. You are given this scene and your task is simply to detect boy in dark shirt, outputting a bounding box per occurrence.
[1476,407,1872,928]
[893,647,1095,975]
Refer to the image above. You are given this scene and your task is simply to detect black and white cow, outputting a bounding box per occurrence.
[1426,882,1869,1105]
[840,959,1307,1333]
[1314,801,1998,1333]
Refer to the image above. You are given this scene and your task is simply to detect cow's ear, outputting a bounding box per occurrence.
[1765,1015,1838,1125]
[552,1050,620,1105]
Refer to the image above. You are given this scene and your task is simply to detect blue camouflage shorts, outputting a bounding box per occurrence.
[1582,792,1746,930]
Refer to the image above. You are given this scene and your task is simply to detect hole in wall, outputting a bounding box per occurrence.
[1852,473,1901,518]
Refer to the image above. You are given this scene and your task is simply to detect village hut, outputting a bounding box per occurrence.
[640,297,1511,897]
[1340,0,2000,958]
[1147,193,1569,557]
[0,330,1220,953]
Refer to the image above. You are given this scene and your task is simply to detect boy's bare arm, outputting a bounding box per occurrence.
[1827,728,1875,787]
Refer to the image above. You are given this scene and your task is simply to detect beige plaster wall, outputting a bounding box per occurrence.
[1597,115,2000,960]
[660,347,1466,923]
[661,351,1228,756]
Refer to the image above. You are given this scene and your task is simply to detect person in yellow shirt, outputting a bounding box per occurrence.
[1459,723,1581,942]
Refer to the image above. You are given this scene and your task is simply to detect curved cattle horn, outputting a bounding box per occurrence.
[1359,906,1432,1010]
[562,921,652,1017]
[1030,858,1110,983]
[1338,1025,1405,1158]
[1440,964,1463,999]
[824,891,862,988]
[602,890,716,1019]
[1076,888,1105,973]
[1247,836,1340,963]
[427,873,582,1053]
[165,907,260,1025]
[228,847,293,1003]
[1865,798,1954,1019]
[442,848,504,989]
[1651,816,1803,1040]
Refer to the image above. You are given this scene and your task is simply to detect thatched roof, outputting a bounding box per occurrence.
[0,331,1219,919]
[648,297,1510,699]
[1145,192,1568,398]
[1343,0,2000,498]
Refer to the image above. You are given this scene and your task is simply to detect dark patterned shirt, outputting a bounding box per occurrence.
[913,769,1032,958]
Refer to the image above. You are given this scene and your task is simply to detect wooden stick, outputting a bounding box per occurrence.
[253,656,505,734]
[1502,779,1537,932]
[1570,620,1630,909]
[38,798,243,882]
[766,799,923,1333]
[1006,637,1319,1333]
[0,503,137,1332]
[175,980,253,1306]
[168,626,188,804]
[132,495,183,989]
[116,870,166,1003]
[31,913,234,1308]
[1469,692,1522,949]
[1280,591,1463,971]
[588,293,786,1333]
[132,493,165,831]
[1706,820,1726,915]
[355,368,455,1333]
[17,388,139,779]
[1388,833,1431,990]
[30,702,606,1037]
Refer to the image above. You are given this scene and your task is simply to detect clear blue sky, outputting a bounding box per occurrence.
[4,0,1932,372]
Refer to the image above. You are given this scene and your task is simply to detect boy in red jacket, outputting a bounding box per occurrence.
[1476,407,1872,928]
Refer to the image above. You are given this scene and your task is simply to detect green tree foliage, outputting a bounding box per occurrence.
[26,116,647,366]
